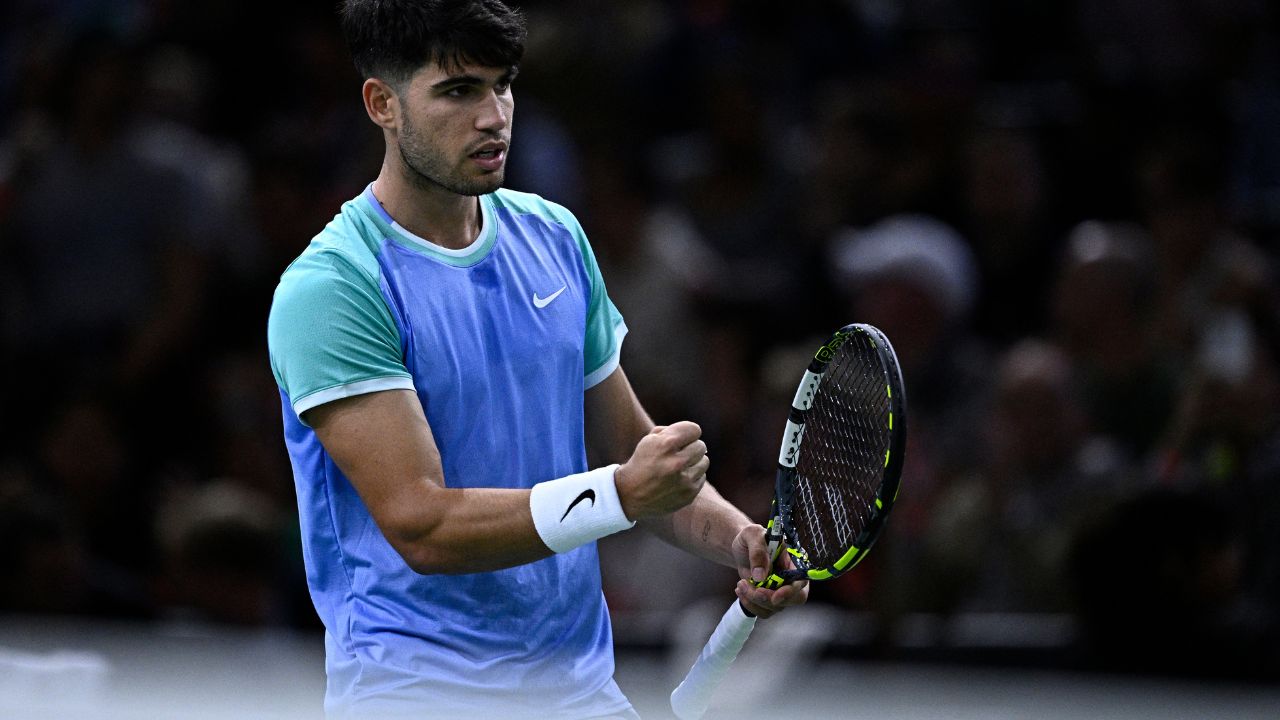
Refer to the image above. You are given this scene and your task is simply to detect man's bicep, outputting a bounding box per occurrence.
[308,389,556,575]
[308,389,445,546]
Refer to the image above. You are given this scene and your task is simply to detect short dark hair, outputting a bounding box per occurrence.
[339,0,526,85]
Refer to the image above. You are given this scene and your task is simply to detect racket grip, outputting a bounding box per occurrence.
[670,599,758,720]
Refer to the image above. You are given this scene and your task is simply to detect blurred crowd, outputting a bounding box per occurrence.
[2,0,1279,682]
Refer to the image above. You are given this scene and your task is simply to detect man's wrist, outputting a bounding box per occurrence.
[529,464,634,553]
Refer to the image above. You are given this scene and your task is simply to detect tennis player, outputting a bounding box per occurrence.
[267,1,808,717]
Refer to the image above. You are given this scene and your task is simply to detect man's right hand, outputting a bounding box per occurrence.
[614,421,709,520]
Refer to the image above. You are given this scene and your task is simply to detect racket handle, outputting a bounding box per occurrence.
[670,599,758,720]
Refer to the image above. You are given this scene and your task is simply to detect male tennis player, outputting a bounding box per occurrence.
[267,1,808,717]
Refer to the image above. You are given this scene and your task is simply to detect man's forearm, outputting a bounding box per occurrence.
[638,481,754,568]
[585,367,755,566]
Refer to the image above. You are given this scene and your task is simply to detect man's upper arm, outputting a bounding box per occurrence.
[306,389,448,567]
[268,248,441,565]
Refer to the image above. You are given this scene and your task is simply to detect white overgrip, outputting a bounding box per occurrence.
[670,600,759,720]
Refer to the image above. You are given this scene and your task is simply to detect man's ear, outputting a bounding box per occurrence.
[362,78,399,130]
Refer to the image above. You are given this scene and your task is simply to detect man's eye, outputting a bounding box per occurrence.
[495,81,512,94]
[444,86,472,98]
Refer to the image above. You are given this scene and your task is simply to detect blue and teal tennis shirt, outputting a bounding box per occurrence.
[268,185,631,718]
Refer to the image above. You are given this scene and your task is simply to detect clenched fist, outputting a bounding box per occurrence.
[615,422,709,520]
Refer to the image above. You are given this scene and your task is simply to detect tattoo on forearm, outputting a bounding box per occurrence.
[701,519,711,544]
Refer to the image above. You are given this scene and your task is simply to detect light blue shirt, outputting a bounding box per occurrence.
[268,185,630,718]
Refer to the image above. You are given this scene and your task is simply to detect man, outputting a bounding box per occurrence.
[267,1,807,717]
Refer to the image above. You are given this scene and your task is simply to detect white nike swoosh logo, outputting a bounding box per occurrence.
[532,285,567,309]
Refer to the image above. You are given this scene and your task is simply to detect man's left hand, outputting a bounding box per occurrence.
[730,524,810,618]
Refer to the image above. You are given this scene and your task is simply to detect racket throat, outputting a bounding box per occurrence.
[761,481,810,588]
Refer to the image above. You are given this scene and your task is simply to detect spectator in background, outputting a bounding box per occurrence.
[1,32,220,500]
[0,487,113,616]
[1137,126,1280,360]
[798,79,919,236]
[202,351,298,511]
[829,213,989,478]
[826,213,992,616]
[921,340,1130,613]
[35,395,155,583]
[1071,486,1280,681]
[0,0,1275,686]
[1152,292,1280,618]
[1049,220,1177,455]
[0,423,152,618]
[4,35,207,393]
[957,120,1059,344]
[154,479,293,626]
[1226,28,1280,239]
[130,43,255,282]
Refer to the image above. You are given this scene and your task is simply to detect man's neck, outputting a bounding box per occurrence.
[370,169,482,251]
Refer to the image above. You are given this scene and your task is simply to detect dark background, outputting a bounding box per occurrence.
[2,0,1279,686]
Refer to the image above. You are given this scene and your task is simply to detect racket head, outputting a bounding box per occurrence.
[768,323,907,584]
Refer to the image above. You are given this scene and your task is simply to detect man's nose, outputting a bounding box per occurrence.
[476,90,509,131]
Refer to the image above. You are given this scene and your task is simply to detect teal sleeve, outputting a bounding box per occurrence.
[580,239,627,388]
[267,249,413,422]
[546,207,627,388]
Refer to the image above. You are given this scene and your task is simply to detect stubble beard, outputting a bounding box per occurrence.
[397,114,505,197]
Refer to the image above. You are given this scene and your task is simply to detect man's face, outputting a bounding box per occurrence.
[394,61,516,196]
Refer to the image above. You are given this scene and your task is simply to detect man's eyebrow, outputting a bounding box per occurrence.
[430,67,519,90]
[431,74,485,90]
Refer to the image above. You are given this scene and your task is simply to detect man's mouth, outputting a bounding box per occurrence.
[469,143,507,171]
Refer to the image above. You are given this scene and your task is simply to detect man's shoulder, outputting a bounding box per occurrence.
[278,197,384,290]
[490,187,580,229]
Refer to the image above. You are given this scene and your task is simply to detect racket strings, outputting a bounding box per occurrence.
[790,333,891,567]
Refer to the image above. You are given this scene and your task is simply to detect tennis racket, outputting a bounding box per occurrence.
[670,323,907,720]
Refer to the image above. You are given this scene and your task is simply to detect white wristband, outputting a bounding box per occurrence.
[529,464,635,553]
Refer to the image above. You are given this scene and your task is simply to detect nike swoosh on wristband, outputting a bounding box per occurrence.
[533,285,567,308]
[560,489,596,521]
